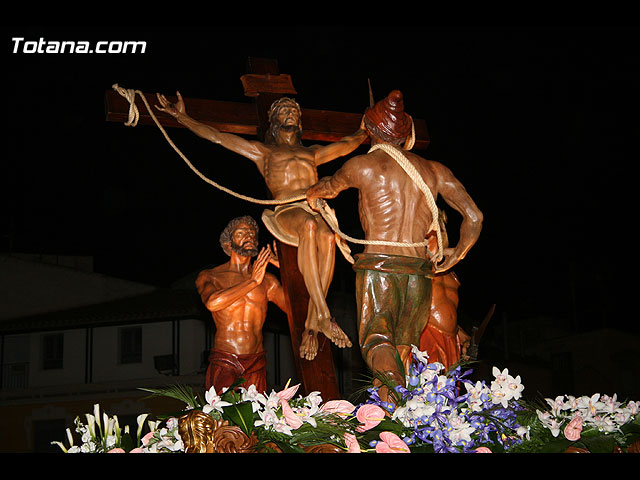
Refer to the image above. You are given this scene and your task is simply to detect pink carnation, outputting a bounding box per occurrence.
[107,448,125,453]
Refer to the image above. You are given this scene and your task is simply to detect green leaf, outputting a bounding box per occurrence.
[120,434,135,452]
[536,437,572,453]
[581,434,616,453]
[139,384,201,410]
[222,401,255,437]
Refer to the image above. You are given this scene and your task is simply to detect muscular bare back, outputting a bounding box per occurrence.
[306,146,483,272]
[345,150,438,258]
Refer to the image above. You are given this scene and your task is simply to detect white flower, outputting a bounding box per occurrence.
[600,394,621,414]
[411,345,430,365]
[240,384,267,412]
[536,410,561,437]
[464,380,490,412]
[491,385,510,408]
[626,401,639,415]
[590,415,618,433]
[492,367,509,384]
[516,425,531,440]
[165,417,179,430]
[576,394,604,420]
[505,374,524,401]
[447,413,475,447]
[613,410,632,425]
[263,391,282,411]
[202,386,232,414]
[305,391,323,411]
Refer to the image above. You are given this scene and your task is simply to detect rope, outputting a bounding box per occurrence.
[112,84,442,261]
[112,84,305,206]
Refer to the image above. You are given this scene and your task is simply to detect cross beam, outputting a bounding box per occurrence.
[104,85,430,148]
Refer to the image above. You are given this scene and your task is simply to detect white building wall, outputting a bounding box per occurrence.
[92,322,173,383]
[29,329,86,387]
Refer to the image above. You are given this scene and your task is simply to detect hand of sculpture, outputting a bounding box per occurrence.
[155,91,186,118]
[433,247,458,273]
[251,246,272,285]
[268,241,280,269]
[305,179,331,212]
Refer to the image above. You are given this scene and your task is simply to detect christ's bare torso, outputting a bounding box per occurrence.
[261,145,319,199]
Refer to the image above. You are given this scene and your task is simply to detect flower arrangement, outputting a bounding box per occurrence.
[509,393,640,453]
[53,345,640,453]
[351,346,527,453]
[50,403,180,453]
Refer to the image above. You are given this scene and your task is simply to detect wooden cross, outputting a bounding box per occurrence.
[104,58,430,399]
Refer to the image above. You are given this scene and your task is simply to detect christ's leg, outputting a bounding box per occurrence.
[277,208,351,360]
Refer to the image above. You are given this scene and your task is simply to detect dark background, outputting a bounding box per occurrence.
[2,25,638,396]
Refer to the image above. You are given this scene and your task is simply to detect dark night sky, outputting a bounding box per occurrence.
[1,25,638,335]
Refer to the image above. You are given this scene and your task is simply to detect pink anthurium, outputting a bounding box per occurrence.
[280,399,303,429]
[356,404,386,432]
[321,399,356,415]
[375,432,410,453]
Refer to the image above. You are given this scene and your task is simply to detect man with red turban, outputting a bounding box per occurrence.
[306,90,483,404]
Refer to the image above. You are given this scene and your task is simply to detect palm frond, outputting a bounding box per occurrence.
[139,384,202,410]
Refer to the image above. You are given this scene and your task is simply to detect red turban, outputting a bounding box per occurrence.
[364,90,413,144]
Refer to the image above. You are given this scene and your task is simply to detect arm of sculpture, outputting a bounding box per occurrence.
[432,162,483,274]
[196,247,272,312]
[305,156,359,209]
[156,92,267,166]
[265,273,287,314]
[312,117,368,166]
[261,243,287,313]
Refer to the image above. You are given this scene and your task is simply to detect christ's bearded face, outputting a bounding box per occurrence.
[275,105,301,132]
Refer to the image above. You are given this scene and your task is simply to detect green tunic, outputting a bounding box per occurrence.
[353,253,434,361]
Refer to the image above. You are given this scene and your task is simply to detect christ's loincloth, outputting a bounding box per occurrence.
[353,253,433,363]
[419,323,461,370]
[206,349,267,393]
[262,201,353,263]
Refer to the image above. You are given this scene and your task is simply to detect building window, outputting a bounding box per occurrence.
[119,327,142,364]
[42,333,64,370]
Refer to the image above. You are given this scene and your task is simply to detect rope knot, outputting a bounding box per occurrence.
[112,84,140,127]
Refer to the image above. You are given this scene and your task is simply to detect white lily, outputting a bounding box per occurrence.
[93,404,101,431]
[84,413,96,438]
[136,413,149,441]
